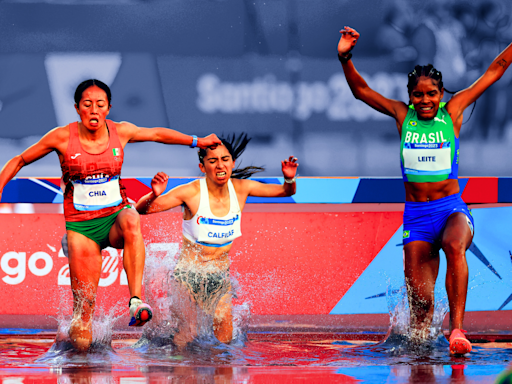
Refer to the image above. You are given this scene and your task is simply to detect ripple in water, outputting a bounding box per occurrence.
[34,244,252,367]
[36,291,125,367]
[130,244,252,363]
[336,280,512,366]
[30,252,512,369]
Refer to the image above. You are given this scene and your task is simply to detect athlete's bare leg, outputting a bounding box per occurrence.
[67,230,102,352]
[403,241,440,339]
[108,208,145,299]
[440,212,472,332]
[214,293,233,344]
[169,278,201,348]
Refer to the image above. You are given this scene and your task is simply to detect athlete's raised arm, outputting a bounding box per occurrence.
[136,172,196,214]
[446,42,512,128]
[116,121,222,149]
[338,26,409,126]
[0,126,68,202]
[236,156,298,199]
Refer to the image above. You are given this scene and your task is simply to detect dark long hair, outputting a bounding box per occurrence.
[198,133,265,179]
[407,64,475,123]
[74,79,112,106]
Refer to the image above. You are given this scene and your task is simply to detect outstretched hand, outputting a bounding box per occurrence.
[151,172,169,197]
[338,26,359,56]
[281,156,298,180]
[197,134,222,150]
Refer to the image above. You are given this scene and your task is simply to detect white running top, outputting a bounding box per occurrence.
[182,178,242,247]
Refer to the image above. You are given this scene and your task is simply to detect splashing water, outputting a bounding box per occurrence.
[36,288,125,366]
[386,279,449,341]
[133,244,251,353]
[378,279,450,355]
[4,271,512,370]
[35,241,251,366]
[337,279,454,364]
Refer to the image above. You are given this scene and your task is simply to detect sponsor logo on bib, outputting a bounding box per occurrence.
[72,174,122,211]
[197,215,240,226]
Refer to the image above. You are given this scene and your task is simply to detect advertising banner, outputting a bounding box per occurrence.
[0,211,402,318]
[1,206,511,323]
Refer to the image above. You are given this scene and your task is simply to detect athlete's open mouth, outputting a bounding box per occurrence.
[217,172,226,177]
[90,119,99,124]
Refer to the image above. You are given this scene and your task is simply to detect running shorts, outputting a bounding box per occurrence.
[65,206,129,249]
[402,193,474,245]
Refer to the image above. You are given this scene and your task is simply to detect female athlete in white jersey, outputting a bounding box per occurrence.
[136,135,298,345]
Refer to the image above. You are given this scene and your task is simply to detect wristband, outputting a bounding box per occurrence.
[338,52,352,64]
[190,135,198,148]
[284,176,296,184]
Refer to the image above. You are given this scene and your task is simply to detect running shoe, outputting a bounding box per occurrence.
[128,296,153,327]
[449,329,472,355]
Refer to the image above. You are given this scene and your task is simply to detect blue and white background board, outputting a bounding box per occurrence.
[331,206,512,314]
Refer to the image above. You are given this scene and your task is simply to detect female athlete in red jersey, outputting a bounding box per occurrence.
[0,79,221,352]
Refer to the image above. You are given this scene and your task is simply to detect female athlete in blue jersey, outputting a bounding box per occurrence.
[337,26,512,354]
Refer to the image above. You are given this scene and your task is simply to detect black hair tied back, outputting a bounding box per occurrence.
[407,64,476,124]
[198,133,265,179]
[74,79,112,106]
[407,64,445,95]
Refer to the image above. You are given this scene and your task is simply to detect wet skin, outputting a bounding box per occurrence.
[173,145,240,345]
[338,25,497,340]
[174,238,233,346]
[67,86,145,351]
[402,78,459,203]
[0,80,223,351]
[136,145,298,346]
[400,78,472,336]
[404,213,472,337]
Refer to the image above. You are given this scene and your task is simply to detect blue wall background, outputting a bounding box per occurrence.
[1,0,512,177]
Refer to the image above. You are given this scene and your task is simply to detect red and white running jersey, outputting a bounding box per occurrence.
[60,120,129,222]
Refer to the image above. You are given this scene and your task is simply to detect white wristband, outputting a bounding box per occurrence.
[284,176,296,184]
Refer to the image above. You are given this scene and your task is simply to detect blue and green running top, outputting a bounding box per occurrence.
[400,102,459,183]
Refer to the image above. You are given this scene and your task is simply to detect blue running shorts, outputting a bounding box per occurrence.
[402,193,474,245]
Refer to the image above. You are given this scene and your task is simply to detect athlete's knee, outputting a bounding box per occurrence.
[442,237,466,259]
[118,210,142,238]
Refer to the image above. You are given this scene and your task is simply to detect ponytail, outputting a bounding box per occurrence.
[198,133,265,179]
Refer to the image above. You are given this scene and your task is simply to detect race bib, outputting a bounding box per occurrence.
[403,142,452,176]
[196,213,241,246]
[72,175,122,211]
